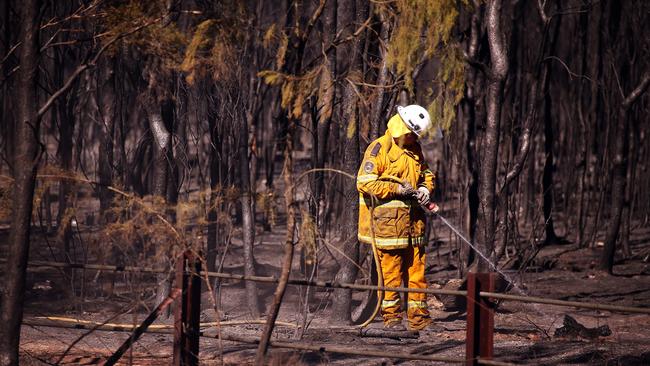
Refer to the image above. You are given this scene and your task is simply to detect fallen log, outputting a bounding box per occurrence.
[553,315,611,339]
[358,328,420,340]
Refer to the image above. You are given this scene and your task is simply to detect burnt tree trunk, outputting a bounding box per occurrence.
[96,58,119,296]
[256,114,298,365]
[542,83,559,244]
[313,0,336,227]
[330,0,366,324]
[0,0,16,171]
[301,0,337,303]
[622,120,638,257]
[148,99,173,311]
[236,1,265,319]
[600,73,650,273]
[97,58,117,222]
[463,1,482,271]
[262,90,279,192]
[239,104,261,318]
[207,104,222,273]
[576,5,589,246]
[369,10,392,141]
[475,0,508,272]
[54,46,77,281]
[163,98,179,213]
[586,2,606,248]
[148,108,170,199]
[0,0,40,364]
[257,0,313,359]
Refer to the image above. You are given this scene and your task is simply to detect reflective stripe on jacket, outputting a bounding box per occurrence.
[356,131,435,250]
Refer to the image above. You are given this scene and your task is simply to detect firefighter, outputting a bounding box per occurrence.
[356,104,434,331]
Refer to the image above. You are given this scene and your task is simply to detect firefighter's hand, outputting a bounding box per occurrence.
[415,187,430,206]
[396,182,416,197]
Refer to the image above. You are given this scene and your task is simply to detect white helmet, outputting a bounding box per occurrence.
[397,105,431,136]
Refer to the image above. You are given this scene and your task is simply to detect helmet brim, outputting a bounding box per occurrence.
[397,106,423,136]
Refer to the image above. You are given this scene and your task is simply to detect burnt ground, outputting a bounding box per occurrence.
[6,200,650,365]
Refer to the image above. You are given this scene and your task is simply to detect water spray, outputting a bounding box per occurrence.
[433,212,525,295]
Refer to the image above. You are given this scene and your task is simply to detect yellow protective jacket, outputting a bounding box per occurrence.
[357,131,435,249]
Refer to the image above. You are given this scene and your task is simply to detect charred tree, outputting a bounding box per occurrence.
[600,72,650,273]
[239,98,261,318]
[262,89,279,194]
[206,94,222,274]
[330,0,366,324]
[301,0,337,306]
[0,0,16,170]
[0,0,40,363]
[97,57,117,222]
[541,87,560,245]
[575,4,591,247]
[257,0,318,359]
[462,0,482,271]
[256,107,298,366]
[312,0,336,228]
[537,2,563,246]
[148,108,171,201]
[54,44,77,278]
[475,0,508,271]
[369,10,392,141]
[146,70,174,312]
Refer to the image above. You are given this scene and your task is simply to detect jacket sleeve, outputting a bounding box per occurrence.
[418,161,436,193]
[356,142,399,199]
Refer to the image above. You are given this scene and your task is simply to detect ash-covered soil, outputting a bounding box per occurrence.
[11,212,650,365]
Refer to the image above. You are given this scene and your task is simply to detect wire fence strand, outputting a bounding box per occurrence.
[480,291,650,315]
[16,259,650,315]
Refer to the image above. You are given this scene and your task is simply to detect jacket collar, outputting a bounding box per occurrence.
[385,131,421,162]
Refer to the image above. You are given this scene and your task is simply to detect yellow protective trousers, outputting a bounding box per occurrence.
[377,246,431,329]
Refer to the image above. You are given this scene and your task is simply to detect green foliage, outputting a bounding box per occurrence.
[181,20,217,84]
[103,1,252,83]
[180,2,249,84]
[259,67,320,120]
[261,24,289,70]
[258,70,284,86]
[382,0,469,131]
[103,1,187,72]
[428,47,466,131]
[260,22,326,120]
[299,208,318,266]
[263,23,277,48]
[289,69,320,120]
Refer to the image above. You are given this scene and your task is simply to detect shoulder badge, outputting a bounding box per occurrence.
[370,142,381,157]
[363,160,375,173]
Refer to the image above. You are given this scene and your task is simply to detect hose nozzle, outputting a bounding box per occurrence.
[426,202,439,213]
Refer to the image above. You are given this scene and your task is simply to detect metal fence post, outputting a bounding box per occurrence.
[173,251,201,366]
[465,272,495,366]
